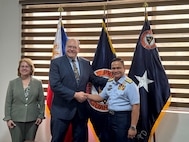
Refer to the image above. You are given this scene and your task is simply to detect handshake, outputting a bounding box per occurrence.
[74,91,90,103]
[74,91,103,103]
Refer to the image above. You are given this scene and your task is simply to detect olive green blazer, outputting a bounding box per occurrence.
[3,77,45,122]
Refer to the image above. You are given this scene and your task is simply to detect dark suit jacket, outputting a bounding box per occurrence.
[3,77,45,122]
[49,55,106,120]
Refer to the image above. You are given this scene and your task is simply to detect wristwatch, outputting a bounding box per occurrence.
[130,125,136,131]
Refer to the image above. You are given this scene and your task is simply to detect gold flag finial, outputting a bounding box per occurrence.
[58,7,64,17]
[143,2,148,8]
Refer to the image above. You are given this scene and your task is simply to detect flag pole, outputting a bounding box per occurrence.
[103,4,106,19]
[103,5,107,28]
[143,1,148,20]
[143,3,157,142]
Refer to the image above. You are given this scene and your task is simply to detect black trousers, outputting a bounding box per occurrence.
[107,111,132,142]
[51,111,88,142]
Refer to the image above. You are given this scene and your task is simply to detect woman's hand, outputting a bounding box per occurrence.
[7,120,16,129]
[35,118,42,125]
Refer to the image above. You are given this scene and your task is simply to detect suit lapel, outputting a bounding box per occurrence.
[77,57,83,83]
[17,78,27,101]
[27,78,32,100]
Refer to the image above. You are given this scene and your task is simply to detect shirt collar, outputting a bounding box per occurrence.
[113,75,126,84]
[67,56,78,62]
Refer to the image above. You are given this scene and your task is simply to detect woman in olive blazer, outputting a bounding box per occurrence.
[3,58,45,142]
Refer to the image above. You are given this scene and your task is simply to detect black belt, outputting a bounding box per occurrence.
[108,110,131,115]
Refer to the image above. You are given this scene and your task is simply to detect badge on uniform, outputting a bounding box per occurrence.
[107,85,112,91]
[118,84,125,90]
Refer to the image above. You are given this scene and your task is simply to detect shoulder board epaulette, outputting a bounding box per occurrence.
[108,78,114,82]
[125,77,133,84]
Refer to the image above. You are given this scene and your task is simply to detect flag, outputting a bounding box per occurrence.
[128,16,171,142]
[46,17,70,142]
[46,17,68,109]
[92,19,116,70]
[88,18,116,142]
[46,17,98,142]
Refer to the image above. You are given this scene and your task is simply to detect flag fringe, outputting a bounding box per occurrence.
[88,119,100,142]
[45,104,51,117]
[102,20,116,54]
[148,96,172,142]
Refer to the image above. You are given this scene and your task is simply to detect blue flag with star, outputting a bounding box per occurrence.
[128,17,171,142]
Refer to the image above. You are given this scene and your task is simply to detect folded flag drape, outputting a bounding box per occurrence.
[88,18,116,142]
[128,16,171,142]
[46,17,70,142]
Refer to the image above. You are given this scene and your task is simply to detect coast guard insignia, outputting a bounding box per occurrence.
[86,69,113,112]
[141,30,156,49]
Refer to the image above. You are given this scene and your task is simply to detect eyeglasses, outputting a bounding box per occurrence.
[67,45,77,49]
[20,65,30,69]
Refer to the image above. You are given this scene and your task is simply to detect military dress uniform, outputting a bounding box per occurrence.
[99,75,140,142]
